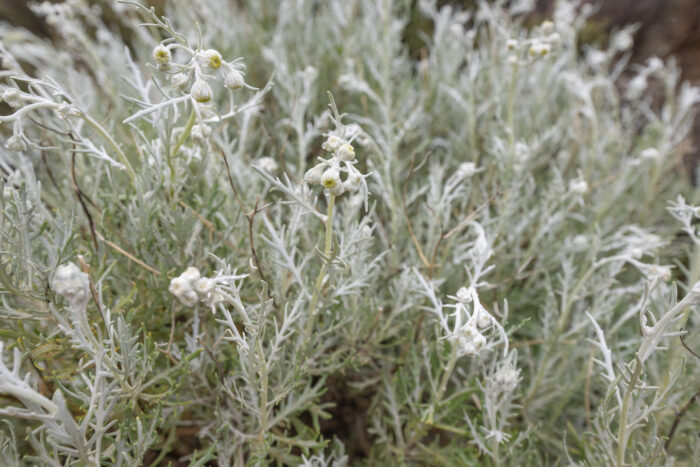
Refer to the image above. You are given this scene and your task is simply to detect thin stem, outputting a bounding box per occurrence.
[616,358,642,466]
[170,106,197,159]
[304,195,335,338]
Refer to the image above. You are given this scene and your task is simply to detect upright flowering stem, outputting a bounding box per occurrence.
[324,194,335,255]
[170,107,197,160]
[616,358,642,466]
[305,195,335,338]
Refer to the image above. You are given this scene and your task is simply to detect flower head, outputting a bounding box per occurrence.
[224,68,245,90]
[191,79,213,103]
[201,49,222,69]
[153,44,172,69]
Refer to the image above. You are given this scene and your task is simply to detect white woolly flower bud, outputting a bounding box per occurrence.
[191,79,213,103]
[626,75,647,100]
[569,178,588,195]
[326,181,345,196]
[169,268,203,307]
[224,68,245,90]
[336,143,355,162]
[343,171,363,192]
[613,30,633,51]
[1,88,22,108]
[540,20,554,34]
[53,263,90,309]
[321,166,341,191]
[6,134,26,152]
[640,148,661,160]
[476,309,491,329]
[506,39,518,50]
[304,163,326,185]
[171,72,189,89]
[546,32,561,45]
[452,325,486,357]
[181,266,201,284]
[529,40,551,57]
[457,162,479,178]
[456,287,472,302]
[153,44,171,69]
[194,277,216,295]
[494,364,520,393]
[322,135,343,153]
[201,49,222,69]
[257,156,278,173]
[191,124,212,144]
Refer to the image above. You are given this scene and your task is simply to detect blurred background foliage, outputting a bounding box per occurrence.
[1,0,698,166]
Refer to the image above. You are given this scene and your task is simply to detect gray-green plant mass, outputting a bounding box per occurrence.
[1,0,699,465]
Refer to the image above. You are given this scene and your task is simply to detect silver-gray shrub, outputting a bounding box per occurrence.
[0,0,698,465]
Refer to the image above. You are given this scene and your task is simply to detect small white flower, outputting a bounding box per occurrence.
[224,68,245,90]
[321,166,341,190]
[191,124,212,144]
[181,266,201,284]
[327,182,345,196]
[53,263,90,309]
[336,143,355,162]
[546,32,561,44]
[171,72,190,89]
[153,44,172,69]
[191,79,213,103]
[507,55,519,66]
[529,40,551,57]
[257,156,278,173]
[168,276,190,296]
[506,39,518,50]
[304,163,326,185]
[640,148,661,160]
[613,30,633,51]
[457,162,479,178]
[200,49,222,69]
[456,287,472,302]
[626,74,647,100]
[453,325,486,357]
[194,277,216,294]
[476,309,491,329]
[569,178,588,195]
[343,171,363,192]
[494,363,520,393]
[322,135,344,153]
[540,20,554,34]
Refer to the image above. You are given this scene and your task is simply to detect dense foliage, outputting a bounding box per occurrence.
[0,0,699,465]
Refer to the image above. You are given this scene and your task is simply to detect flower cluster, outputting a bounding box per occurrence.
[445,286,508,358]
[169,267,221,308]
[304,134,368,200]
[168,266,247,313]
[153,44,250,101]
[52,263,90,310]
